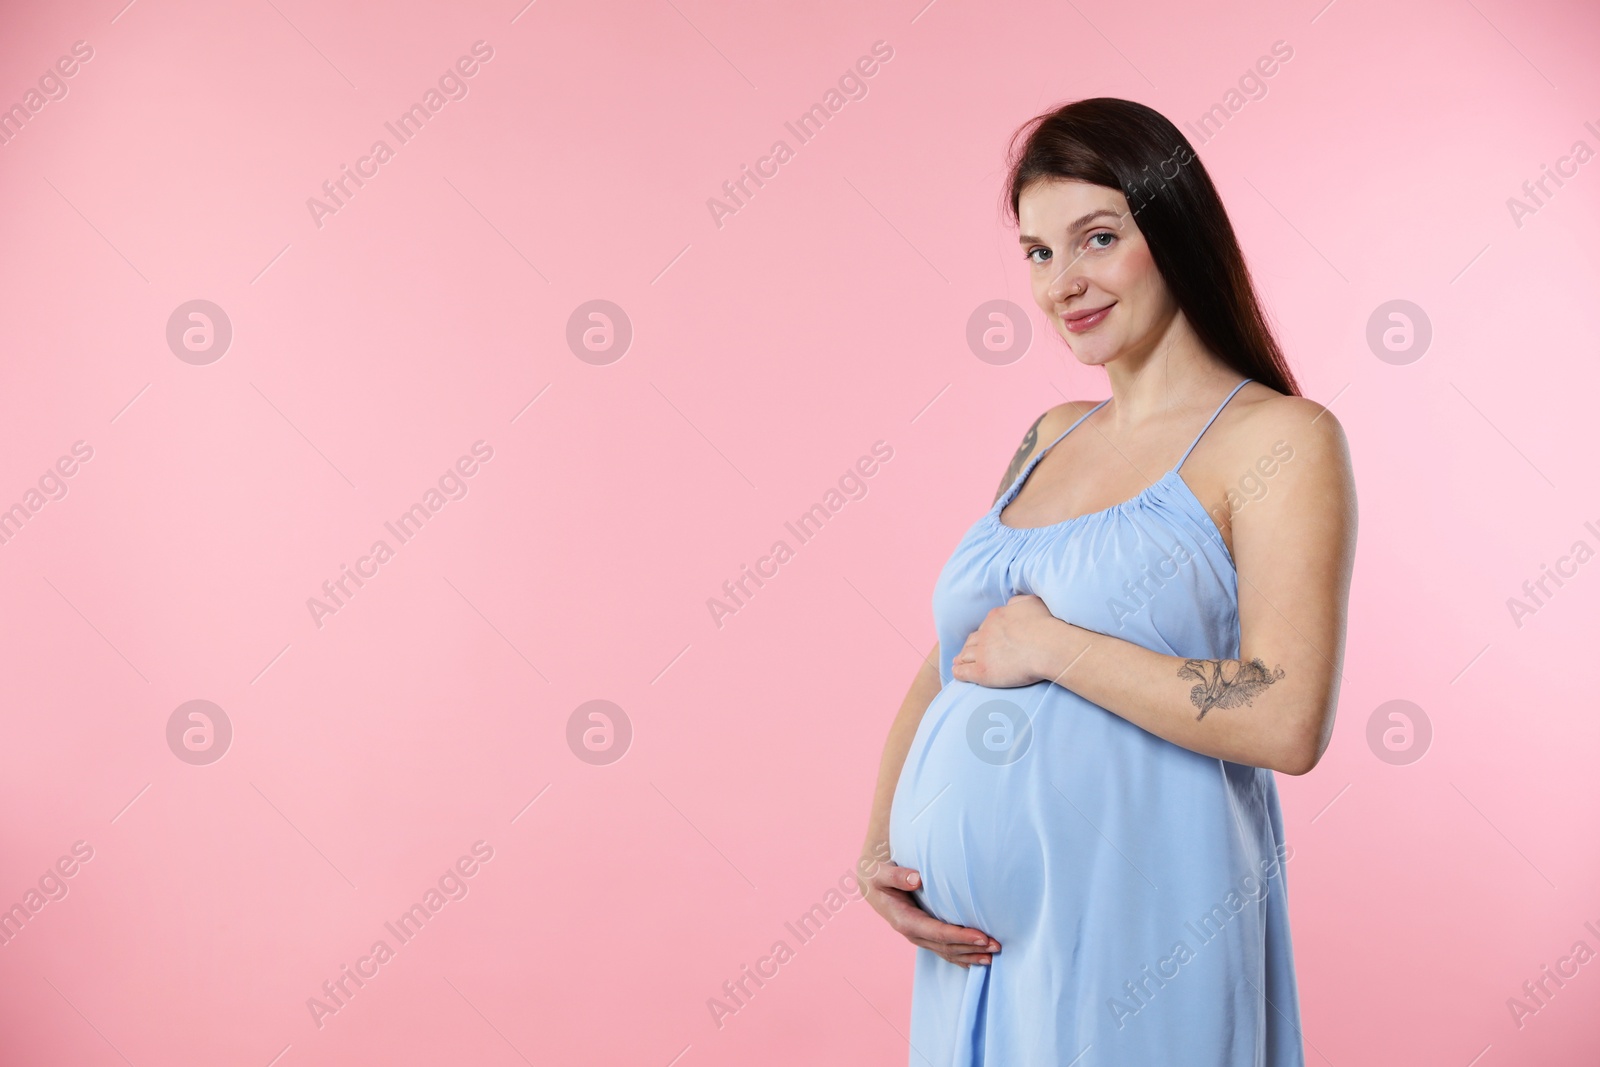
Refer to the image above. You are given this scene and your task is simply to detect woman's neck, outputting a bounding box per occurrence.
[1097,316,1238,430]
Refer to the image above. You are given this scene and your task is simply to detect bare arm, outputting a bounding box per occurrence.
[992,410,1046,502]
[857,409,1067,966]
[859,640,941,862]
[952,397,1358,775]
[858,641,998,967]
[860,410,1057,855]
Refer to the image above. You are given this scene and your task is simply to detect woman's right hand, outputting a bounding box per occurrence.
[860,852,1000,968]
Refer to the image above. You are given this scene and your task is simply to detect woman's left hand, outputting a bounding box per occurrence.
[950,593,1060,687]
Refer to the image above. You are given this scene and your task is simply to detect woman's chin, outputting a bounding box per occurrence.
[1063,344,1115,368]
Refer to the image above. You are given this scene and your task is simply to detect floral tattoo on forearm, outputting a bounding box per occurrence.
[1177,658,1286,720]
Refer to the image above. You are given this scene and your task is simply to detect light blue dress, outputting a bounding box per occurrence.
[888,379,1304,1066]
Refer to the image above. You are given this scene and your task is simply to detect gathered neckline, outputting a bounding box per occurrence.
[983,379,1252,571]
[989,465,1184,534]
[984,466,1236,572]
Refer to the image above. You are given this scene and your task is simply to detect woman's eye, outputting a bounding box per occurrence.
[1087,231,1116,250]
[1025,247,1050,264]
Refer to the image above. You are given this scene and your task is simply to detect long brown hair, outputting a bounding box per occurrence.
[1002,97,1301,397]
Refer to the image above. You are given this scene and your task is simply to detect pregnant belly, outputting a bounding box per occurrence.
[888,678,1092,943]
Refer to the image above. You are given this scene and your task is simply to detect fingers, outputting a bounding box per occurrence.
[936,939,995,962]
[869,862,923,893]
[908,937,994,968]
[886,896,1002,958]
[899,908,999,953]
[866,861,1002,967]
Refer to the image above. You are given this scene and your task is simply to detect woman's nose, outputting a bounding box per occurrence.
[1046,260,1087,301]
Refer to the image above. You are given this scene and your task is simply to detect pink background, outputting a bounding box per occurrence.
[1,0,1597,1063]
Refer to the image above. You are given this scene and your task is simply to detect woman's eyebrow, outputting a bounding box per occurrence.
[1017,208,1125,245]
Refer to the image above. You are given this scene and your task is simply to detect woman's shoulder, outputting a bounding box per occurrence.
[1027,397,1109,460]
[1223,381,1352,473]
[991,399,1102,503]
[1038,397,1105,437]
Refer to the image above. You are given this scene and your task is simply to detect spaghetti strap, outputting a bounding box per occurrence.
[1174,378,1252,472]
[1039,396,1112,457]
[997,397,1112,510]
[1024,396,1113,476]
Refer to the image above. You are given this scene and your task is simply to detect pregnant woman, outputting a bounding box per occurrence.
[857,98,1356,1065]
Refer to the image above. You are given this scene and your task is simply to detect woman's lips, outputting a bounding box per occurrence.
[1063,304,1113,333]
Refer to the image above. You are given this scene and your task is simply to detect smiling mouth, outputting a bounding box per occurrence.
[1064,303,1114,323]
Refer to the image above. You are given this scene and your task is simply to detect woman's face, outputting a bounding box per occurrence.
[1017,178,1180,367]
